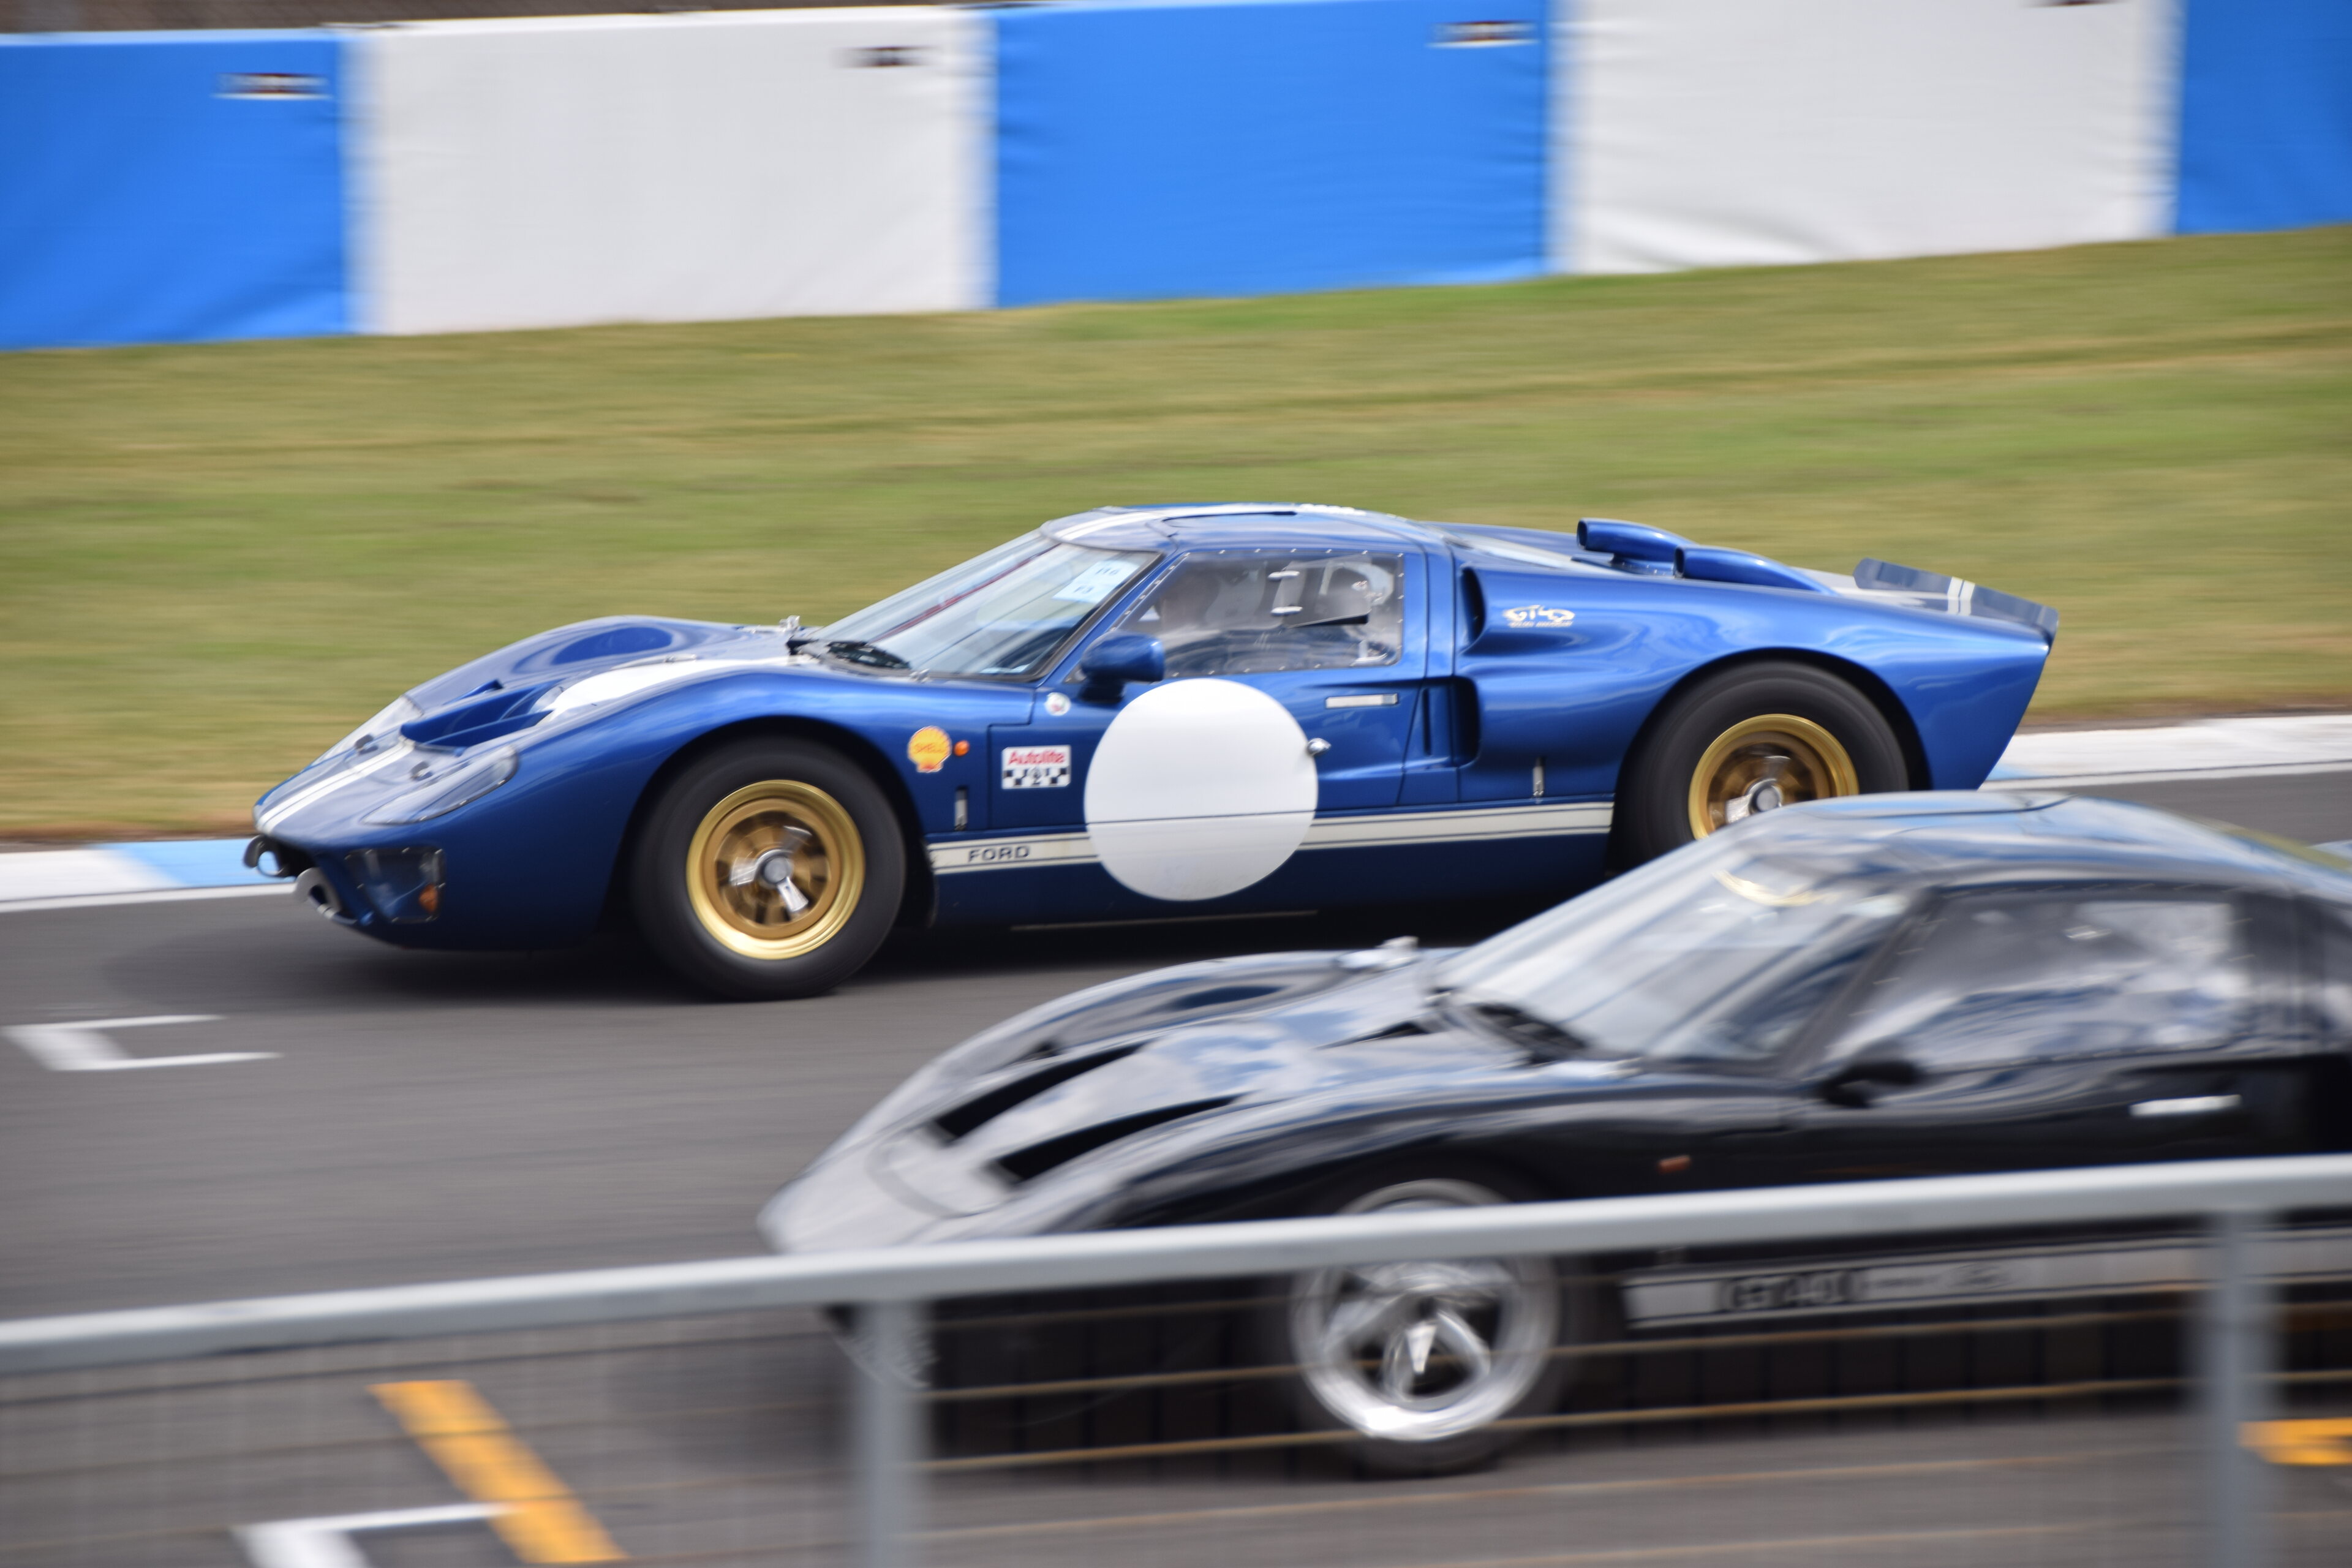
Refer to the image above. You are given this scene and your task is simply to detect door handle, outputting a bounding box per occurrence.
[2130,1094,2240,1118]
[1325,693,1398,709]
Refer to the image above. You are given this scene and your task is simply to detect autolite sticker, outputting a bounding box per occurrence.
[1001,745,1071,789]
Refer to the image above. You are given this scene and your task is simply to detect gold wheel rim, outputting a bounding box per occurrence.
[685,780,865,960]
[1687,713,1858,839]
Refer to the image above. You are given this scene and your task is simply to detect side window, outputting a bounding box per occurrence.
[1115,552,1404,677]
[1821,888,2252,1069]
[2317,905,2352,1047]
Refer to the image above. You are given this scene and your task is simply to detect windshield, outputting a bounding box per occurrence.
[1436,823,1916,1063]
[818,533,1158,678]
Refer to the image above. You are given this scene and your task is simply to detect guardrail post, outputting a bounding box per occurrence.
[853,1298,927,1568]
[2199,1208,2271,1568]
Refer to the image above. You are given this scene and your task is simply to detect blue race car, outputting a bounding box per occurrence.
[247,505,2058,998]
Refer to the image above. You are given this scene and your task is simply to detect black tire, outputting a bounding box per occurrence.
[1615,660,1907,867]
[630,738,905,1000]
[1254,1163,1579,1476]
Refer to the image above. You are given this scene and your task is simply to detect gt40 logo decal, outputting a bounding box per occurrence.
[1499,605,1575,628]
[1718,1269,1864,1314]
[1001,745,1071,789]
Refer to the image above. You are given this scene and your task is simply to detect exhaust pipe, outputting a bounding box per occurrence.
[292,867,350,923]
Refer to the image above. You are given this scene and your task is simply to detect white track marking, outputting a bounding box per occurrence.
[0,883,288,916]
[1985,759,2352,791]
[1994,713,2352,783]
[7,1015,274,1072]
[0,848,176,902]
[236,1504,503,1568]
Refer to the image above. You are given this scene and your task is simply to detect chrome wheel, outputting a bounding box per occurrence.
[1289,1180,1558,1444]
[1687,712,1858,838]
[685,780,865,960]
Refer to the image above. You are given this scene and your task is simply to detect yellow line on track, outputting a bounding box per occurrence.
[372,1380,626,1564]
[2247,1417,2352,1466]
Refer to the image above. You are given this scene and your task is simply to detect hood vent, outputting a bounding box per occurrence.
[932,1044,1142,1142]
[995,1098,1237,1183]
[1162,983,1283,1012]
[400,681,560,752]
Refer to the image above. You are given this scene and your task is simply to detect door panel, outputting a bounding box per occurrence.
[990,545,1430,834]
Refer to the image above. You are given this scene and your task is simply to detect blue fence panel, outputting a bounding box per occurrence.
[0,32,347,351]
[2176,0,2352,235]
[995,0,1547,308]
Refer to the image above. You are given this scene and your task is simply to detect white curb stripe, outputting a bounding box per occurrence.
[0,884,288,916]
[0,848,178,901]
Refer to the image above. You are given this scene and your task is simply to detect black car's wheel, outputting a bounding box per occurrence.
[630,739,905,1000]
[1615,661,1907,867]
[1263,1168,1574,1476]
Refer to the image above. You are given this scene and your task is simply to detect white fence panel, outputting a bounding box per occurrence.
[356,7,989,335]
[1558,0,2176,274]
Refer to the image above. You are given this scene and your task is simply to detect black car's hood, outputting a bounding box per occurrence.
[762,949,1646,1253]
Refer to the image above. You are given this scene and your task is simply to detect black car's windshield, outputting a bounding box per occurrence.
[819,533,1158,679]
[1436,824,1915,1063]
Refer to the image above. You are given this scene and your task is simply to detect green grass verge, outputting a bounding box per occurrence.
[2,228,2348,837]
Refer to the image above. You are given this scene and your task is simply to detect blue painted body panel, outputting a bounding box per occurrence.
[254,507,2053,956]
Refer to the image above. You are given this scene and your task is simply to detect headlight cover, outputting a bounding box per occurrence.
[317,695,424,766]
[363,745,518,826]
[345,846,445,922]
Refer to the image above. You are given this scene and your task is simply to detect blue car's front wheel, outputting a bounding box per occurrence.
[631,739,905,1000]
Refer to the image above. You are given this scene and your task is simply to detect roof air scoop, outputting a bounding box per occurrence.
[1675,546,1829,594]
[1577,518,1687,565]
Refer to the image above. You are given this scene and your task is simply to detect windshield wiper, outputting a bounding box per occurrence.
[824,639,913,671]
[1442,995,1600,1061]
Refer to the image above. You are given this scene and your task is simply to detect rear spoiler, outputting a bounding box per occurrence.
[1853,558,2060,643]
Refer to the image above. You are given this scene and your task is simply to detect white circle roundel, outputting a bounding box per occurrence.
[1085,679,1317,902]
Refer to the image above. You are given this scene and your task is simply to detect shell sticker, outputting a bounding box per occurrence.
[907,726,952,774]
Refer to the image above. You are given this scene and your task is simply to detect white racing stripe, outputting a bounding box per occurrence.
[932,801,1613,875]
[254,742,417,834]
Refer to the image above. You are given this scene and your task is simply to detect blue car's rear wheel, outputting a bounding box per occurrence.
[1616,662,1905,867]
[631,739,905,999]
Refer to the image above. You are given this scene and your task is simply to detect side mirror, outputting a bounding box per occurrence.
[1077,634,1164,704]
[1817,1046,1923,1109]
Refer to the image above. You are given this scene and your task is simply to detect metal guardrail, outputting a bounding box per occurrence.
[5,1153,2349,1567]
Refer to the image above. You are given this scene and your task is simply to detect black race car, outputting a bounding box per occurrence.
[761,792,2352,1469]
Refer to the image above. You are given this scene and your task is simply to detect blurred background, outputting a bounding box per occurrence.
[1,0,2346,837]
[2,1,2349,1564]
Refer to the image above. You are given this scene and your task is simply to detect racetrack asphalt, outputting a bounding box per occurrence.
[2,771,2348,1566]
